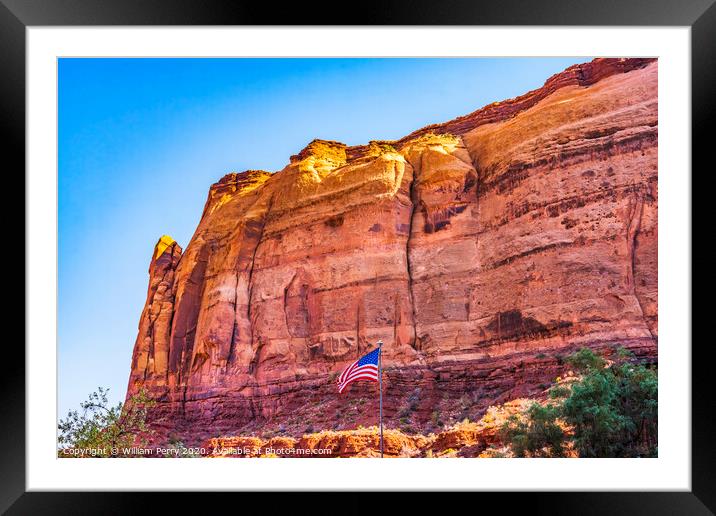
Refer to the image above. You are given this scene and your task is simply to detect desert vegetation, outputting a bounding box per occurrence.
[495,347,658,458]
[58,387,155,457]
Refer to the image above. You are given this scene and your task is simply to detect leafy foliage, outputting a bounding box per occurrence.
[58,387,155,457]
[561,348,657,457]
[499,403,566,457]
[500,347,657,458]
[565,347,607,372]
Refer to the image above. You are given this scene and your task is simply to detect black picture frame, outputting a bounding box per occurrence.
[3,0,708,513]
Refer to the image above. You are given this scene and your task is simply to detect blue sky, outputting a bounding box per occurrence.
[58,57,588,417]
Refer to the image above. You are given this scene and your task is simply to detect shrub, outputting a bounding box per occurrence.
[561,349,657,457]
[499,403,566,458]
[431,410,445,428]
[500,347,657,458]
[58,387,155,457]
[565,347,607,372]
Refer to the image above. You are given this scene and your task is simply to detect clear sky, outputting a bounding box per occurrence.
[58,57,588,417]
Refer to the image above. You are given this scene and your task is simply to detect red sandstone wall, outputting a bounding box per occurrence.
[125,58,657,443]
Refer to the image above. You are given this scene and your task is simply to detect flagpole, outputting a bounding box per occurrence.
[377,339,384,458]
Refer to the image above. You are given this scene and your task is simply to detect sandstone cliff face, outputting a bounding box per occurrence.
[126,58,657,443]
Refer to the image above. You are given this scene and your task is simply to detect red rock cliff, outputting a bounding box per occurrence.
[126,58,657,443]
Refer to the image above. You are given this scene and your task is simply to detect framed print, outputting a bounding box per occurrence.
[4,0,710,512]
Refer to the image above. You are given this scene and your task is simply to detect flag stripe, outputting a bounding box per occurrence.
[339,366,378,384]
[339,373,378,392]
[338,360,359,384]
[339,378,378,393]
[336,348,381,394]
[339,369,378,389]
[340,372,378,384]
[339,356,368,383]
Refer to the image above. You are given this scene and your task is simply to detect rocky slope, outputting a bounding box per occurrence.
[200,398,536,458]
[126,58,658,444]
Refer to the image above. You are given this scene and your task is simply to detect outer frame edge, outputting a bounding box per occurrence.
[8,0,709,511]
[0,0,27,513]
[691,1,716,514]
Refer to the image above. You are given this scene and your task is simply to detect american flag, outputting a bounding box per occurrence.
[337,347,381,393]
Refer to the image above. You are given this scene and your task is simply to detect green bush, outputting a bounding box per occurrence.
[562,349,657,457]
[565,347,607,372]
[499,403,566,457]
[500,347,657,458]
[430,410,444,428]
[58,387,155,457]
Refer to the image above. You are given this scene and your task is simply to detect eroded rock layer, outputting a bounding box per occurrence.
[126,58,658,443]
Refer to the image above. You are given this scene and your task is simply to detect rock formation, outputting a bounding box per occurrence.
[126,58,658,444]
[200,398,540,458]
